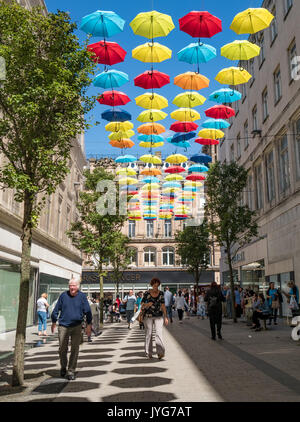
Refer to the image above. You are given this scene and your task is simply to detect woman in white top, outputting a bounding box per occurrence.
[197,292,206,319]
[175,290,188,323]
[37,293,49,336]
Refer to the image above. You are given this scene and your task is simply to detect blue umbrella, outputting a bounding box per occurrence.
[166,138,191,149]
[190,153,212,164]
[171,132,196,142]
[93,70,129,89]
[183,186,198,191]
[120,185,138,191]
[115,155,137,163]
[142,176,160,184]
[188,164,209,173]
[209,88,242,104]
[102,108,132,122]
[177,42,217,64]
[160,204,174,209]
[138,134,165,143]
[163,182,182,189]
[144,216,157,220]
[202,119,230,130]
[80,10,125,38]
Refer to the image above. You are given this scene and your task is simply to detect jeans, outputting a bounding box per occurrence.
[144,316,165,357]
[126,310,134,324]
[58,324,82,375]
[37,311,47,332]
[226,300,232,318]
[209,311,222,338]
[269,307,278,323]
[177,309,184,321]
[166,305,173,321]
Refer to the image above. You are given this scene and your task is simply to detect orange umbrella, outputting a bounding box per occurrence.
[174,72,210,90]
[137,122,166,135]
[109,139,135,148]
[140,168,162,176]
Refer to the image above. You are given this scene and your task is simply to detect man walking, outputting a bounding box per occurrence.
[123,290,136,329]
[51,279,92,380]
[164,286,173,323]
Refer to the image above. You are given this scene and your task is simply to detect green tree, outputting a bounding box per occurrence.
[175,221,211,308]
[67,167,127,328]
[0,2,97,386]
[205,162,259,322]
[110,234,134,295]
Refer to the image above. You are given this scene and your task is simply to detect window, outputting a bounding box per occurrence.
[278,135,290,193]
[249,59,255,83]
[247,175,253,210]
[162,247,174,266]
[284,0,293,16]
[129,248,138,266]
[244,121,249,149]
[270,7,277,44]
[266,150,276,202]
[146,221,154,238]
[258,34,265,67]
[288,40,297,81]
[230,144,235,162]
[252,106,258,132]
[164,220,172,238]
[255,164,263,210]
[295,118,300,179]
[273,67,282,104]
[262,89,268,121]
[144,247,156,266]
[129,220,136,238]
[236,133,241,158]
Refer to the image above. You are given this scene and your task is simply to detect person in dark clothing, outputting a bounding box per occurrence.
[51,279,92,381]
[204,282,226,340]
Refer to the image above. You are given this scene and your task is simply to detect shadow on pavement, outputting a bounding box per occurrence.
[121,346,144,351]
[118,358,157,365]
[62,381,100,393]
[77,354,112,360]
[112,366,167,375]
[102,391,176,402]
[25,356,59,362]
[75,370,107,378]
[24,363,56,371]
[120,352,146,358]
[0,385,26,396]
[80,348,114,353]
[28,396,90,402]
[110,376,171,389]
[77,360,111,368]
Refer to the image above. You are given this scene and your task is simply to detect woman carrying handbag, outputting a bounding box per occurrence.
[266,282,279,325]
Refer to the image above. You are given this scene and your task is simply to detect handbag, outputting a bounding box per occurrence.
[138,309,145,323]
[271,300,280,309]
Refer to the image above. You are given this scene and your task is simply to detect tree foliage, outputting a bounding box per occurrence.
[109,234,134,294]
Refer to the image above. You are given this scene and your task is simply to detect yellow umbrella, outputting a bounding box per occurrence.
[105,121,133,132]
[135,92,168,110]
[141,183,160,190]
[198,129,225,139]
[173,92,206,108]
[170,108,200,122]
[174,72,210,90]
[162,187,181,193]
[185,181,203,187]
[165,154,188,164]
[139,141,164,148]
[215,67,252,86]
[117,168,137,176]
[108,130,135,140]
[230,8,274,35]
[165,174,184,181]
[132,42,172,63]
[130,10,175,38]
[221,40,260,61]
[137,109,168,123]
[140,154,162,164]
[118,177,138,185]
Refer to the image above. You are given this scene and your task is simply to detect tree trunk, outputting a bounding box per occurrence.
[227,248,237,323]
[99,268,104,328]
[12,193,33,386]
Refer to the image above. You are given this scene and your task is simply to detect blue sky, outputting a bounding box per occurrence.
[46,0,262,159]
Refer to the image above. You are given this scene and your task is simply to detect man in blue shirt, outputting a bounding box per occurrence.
[51,279,92,380]
[164,286,174,323]
[123,290,137,329]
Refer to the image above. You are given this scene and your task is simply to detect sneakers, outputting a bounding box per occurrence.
[67,373,76,381]
[217,333,223,340]
[60,368,67,378]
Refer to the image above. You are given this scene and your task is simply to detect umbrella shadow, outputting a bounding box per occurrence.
[62,381,100,394]
[80,348,114,353]
[77,360,111,368]
[112,366,167,375]
[78,354,112,360]
[110,376,172,389]
[118,358,156,365]
[120,352,146,358]
[102,391,176,402]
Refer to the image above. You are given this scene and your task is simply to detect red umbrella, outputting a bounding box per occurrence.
[170,121,198,133]
[186,174,206,181]
[179,11,222,38]
[97,90,131,106]
[195,138,219,145]
[134,70,170,89]
[205,105,235,119]
[165,166,186,174]
[87,41,127,65]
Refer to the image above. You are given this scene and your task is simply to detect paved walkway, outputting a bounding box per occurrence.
[0,316,300,402]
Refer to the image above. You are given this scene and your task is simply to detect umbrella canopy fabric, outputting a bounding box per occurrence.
[139,141,164,148]
[173,92,206,108]
[138,134,165,143]
[167,138,191,149]
[141,168,162,176]
[198,129,224,139]
[134,70,170,89]
[166,154,188,164]
[178,42,217,64]
[93,70,129,88]
[102,108,132,122]
[205,105,235,119]
[195,138,220,145]
[163,182,182,189]
[116,168,137,176]
[130,10,175,38]
[97,90,131,106]
[190,153,212,164]
[80,10,125,37]
[162,187,181,193]
[171,108,200,122]
[109,139,134,148]
[171,132,196,142]
[179,11,222,38]
[215,67,252,86]
[186,174,206,181]
[188,164,209,173]
[202,119,230,129]
[115,155,137,163]
[118,177,138,185]
[221,40,260,61]
[135,93,168,110]
[164,166,186,174]
[165,174,184,181]
[137,109,168,123]
[230,8,274,35]
[105,121,133,131]
[140,155,162,164]
[132,42,172,63]
[142,176,160,183]
[141,183,160,190]
[185,181,203,187]
[209,88,242,104]
[137,122,165,135]
[174,72,210,90]
[87,41,127,65]
[109,130,135,140]
[170,121,198,133]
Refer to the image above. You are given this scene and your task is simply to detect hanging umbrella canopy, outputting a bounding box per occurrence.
[142,200,158,206]
[109,139,134,148]
[118,177,138,185]
[173,92,206,108]
[185,181,203,187]
[139,141,164,148]
[165,174,184,181]
[130,10,175,38]
[195,138,219,145]
[163,181,182,189]
[198,128,224,139]
[87,41,127,65]
[171,108,200,122]
[170,121,198,133]
[137,109,168,123]
[80,10,125,37]
[178,42,217,64]
[188,164,209,173]
[162,187,181,193]
[102,108,132,122]
[141,168,162,176]
[165,166,186,174]
[115,155,137,163]
[137,122,165,135]
[205,105,235,119]
[166,154,188,164]
[141,192,160,199]
[190,153,212,164]
[109,130,135,140]
[132,42,172,63]
[171,132,196,143]
[159,214,173,220]
[140,154,162,164]
[97,90,131,106]
[215,67,252,86]
[117,168,137,176]
[134,70,170,89]
[202,119,230,130]
[141,183,160,190]
[221,40,260,61]
[167,139,191,149]
[160,204,174,209]
[138,134,165,143]
[106,121,133,131]
[142,176,160,183]
[93,70,129,88]
[186,174,206,181]
[179,11,222,38]
[174,72,210,90]
[135,93,168,110]
[183,186,197,192]
[230,8,274,35]
[144,216,157,220]
[209,88,242,104]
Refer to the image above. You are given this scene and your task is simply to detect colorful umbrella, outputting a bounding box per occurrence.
[138,134,165,143]
[93,70,129,88]
[202,119,230,130]
[132,42,172,63]
[140,154,162,164]
[97,90,131,106]
[134,70,170,89]
[195,138,219,146]
[117,168,137,176]
[179,11,222,38]
[141,183,160,190]
[198,128,224,139]
[171,108,200,122]
[162,187,181,193]
[221,40,260,61]
[159,214,173,220]
[139,141,164,148]
[185,180,203,186]
[102,108,132,122]
[109,139,134,148]
[188,164,209,172]
[170,121,198,133]
[205,105,235,120]
[190,153,212,164]
[171,132,196,143]
[167,139,191,149]
[166,154,188,164]
[173,92,206,108]
[130,10,175,39]
[174,72,210,90]
[186,174,206,181]
[165,166,185,174]
[137,109,168,123]
[177,42,217,64]
[105,121,133,131]
[80,10,125,38]
[115,155,137,163]
[135,93,168,110]
[118,177,138,185]
[160,204,174,209]
[215,67,252,86]
[230,8,274,35]
[87,41,127,65]
[140,168,162,176]
[165,174,184,181]
[142,176,160,184]
[109,130,135,140]
[137,122,165,135]
[183,186,197,192]
[163,181,182,189]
